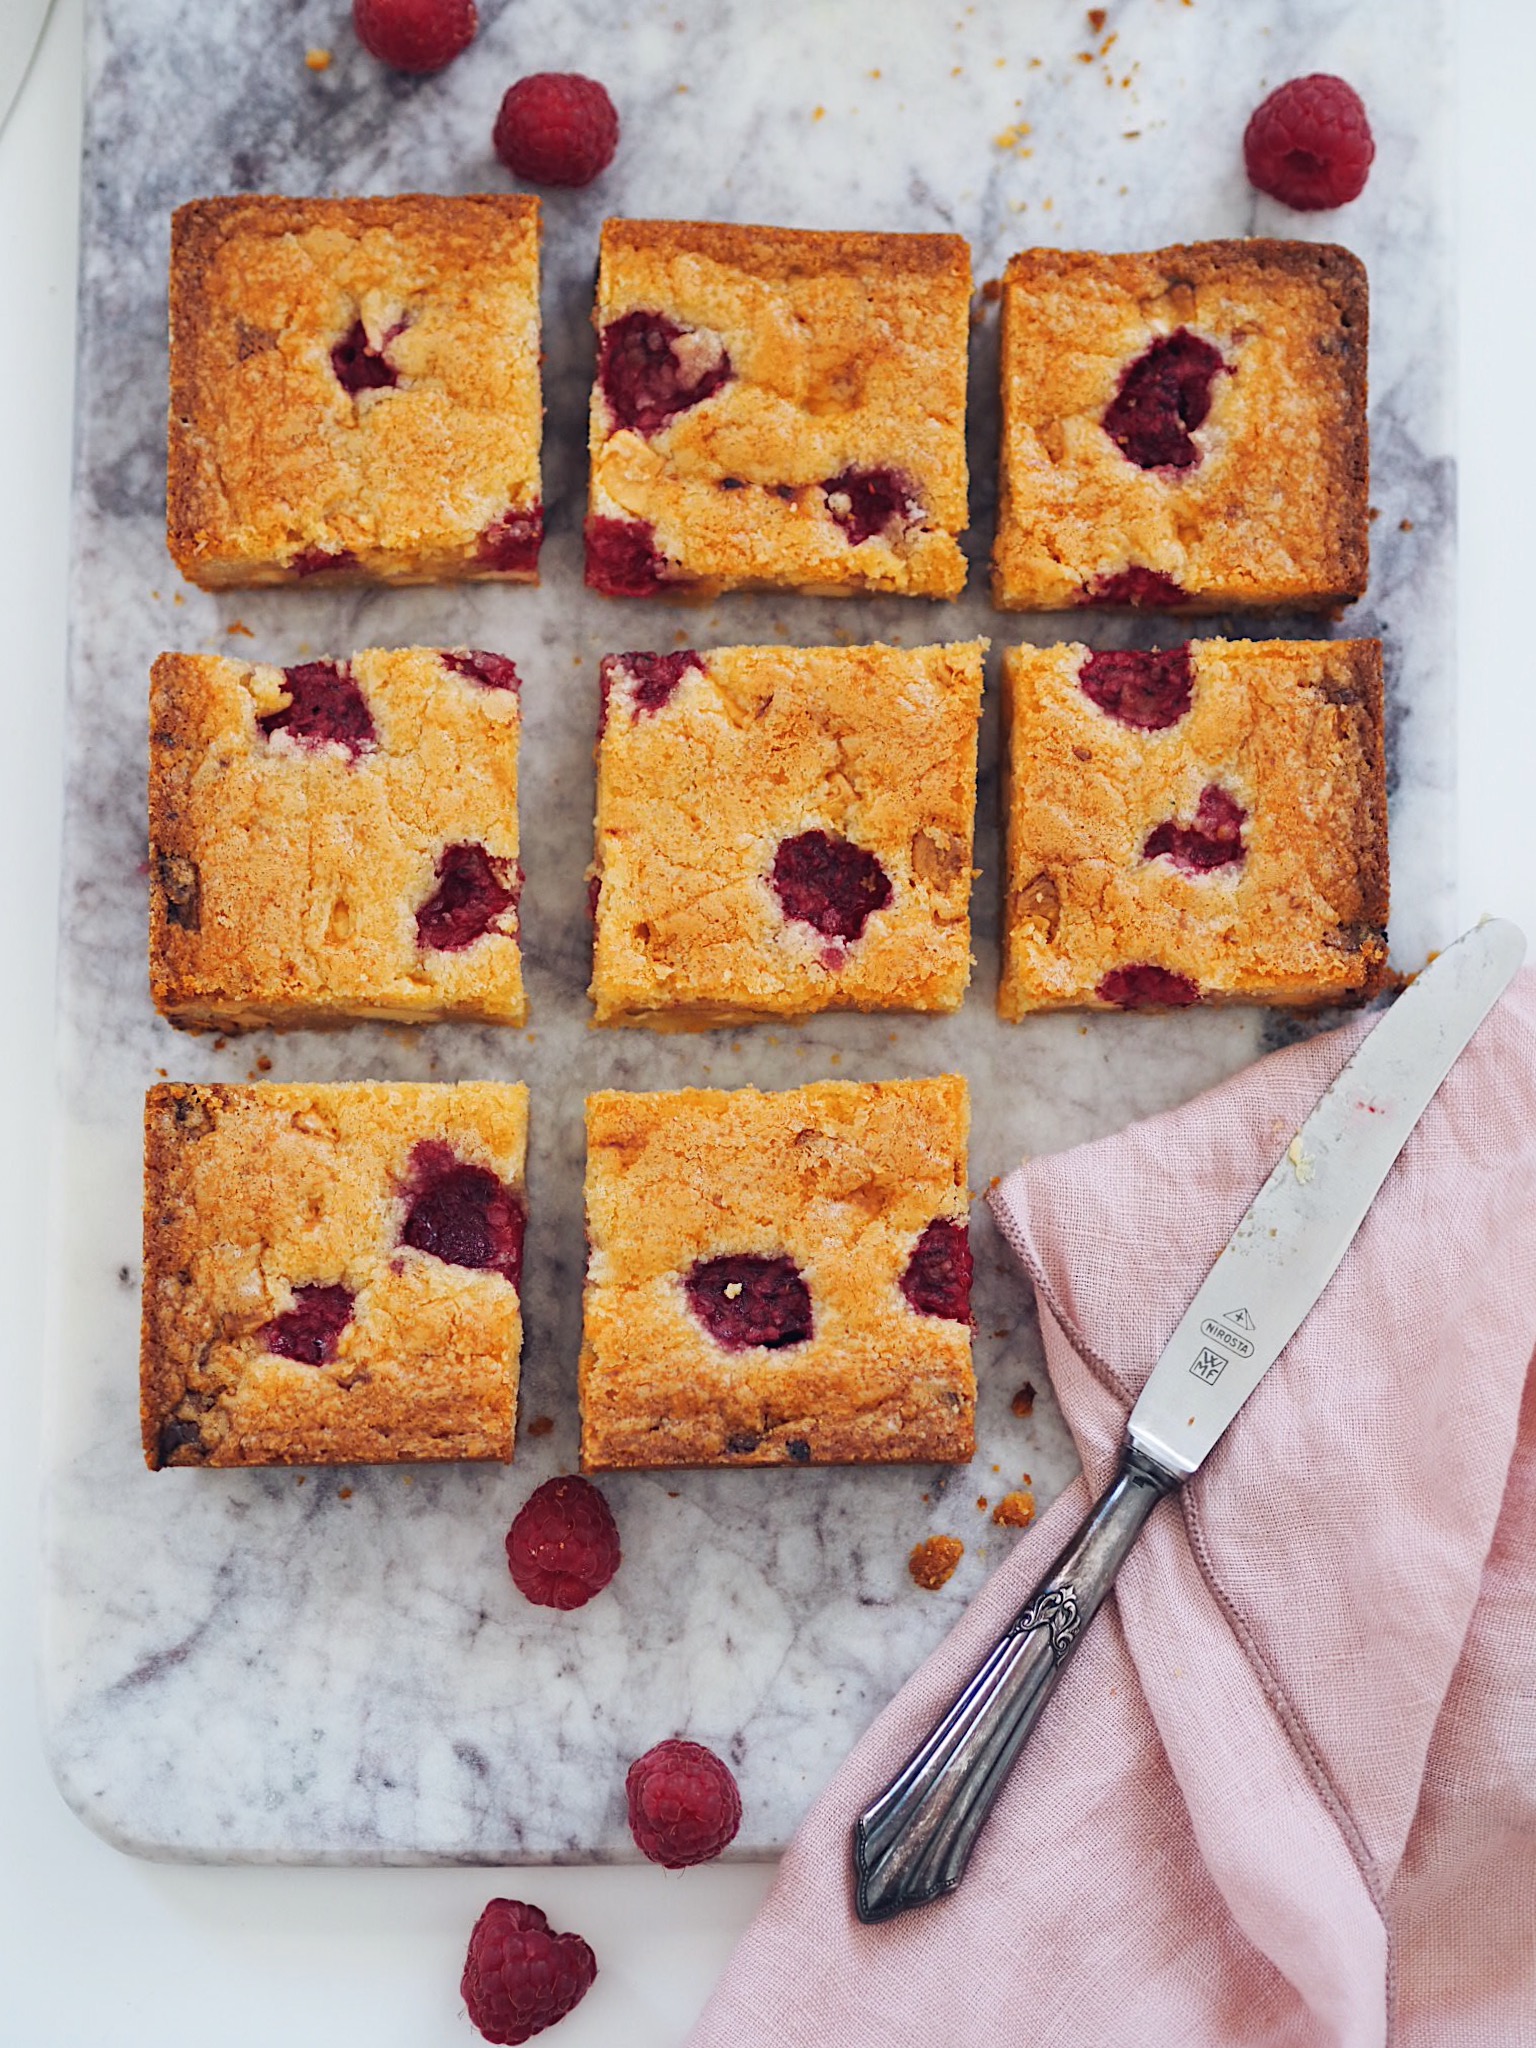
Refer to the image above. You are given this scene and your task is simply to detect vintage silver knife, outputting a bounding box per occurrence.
[854,917,1526,1923]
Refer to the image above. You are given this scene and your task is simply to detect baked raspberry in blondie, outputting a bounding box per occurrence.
[167,195,543,586]
[999,637,1388,1015]
[150,647,525,1030]
[141,1082,528,1468]
[992,241,1369,612]
[586,220,971,600]
[580,1078,974,1469]
[589,642,983,1027]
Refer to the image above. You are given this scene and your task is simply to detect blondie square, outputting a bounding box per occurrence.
[585,219,971,600]
[580,1077,974,1470]
[999,637,1388,1015]
[168,195,543,587]
[992,241,1369,612]
[589,642,983,1027]
[150,647,525,1031]
[141,1082,528,1468]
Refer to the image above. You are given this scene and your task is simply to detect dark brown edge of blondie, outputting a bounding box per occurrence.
[166,193,542,582]
[597,216,972,289]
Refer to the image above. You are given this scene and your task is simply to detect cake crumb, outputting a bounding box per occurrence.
[812,105,825,120]
[225,620,254,637]
[305,46,332,71]
[976,1494,989,1510]
[909,1535,964,1590]
[993,1489,1036,1528]
[295,1474,306,1485]
[255,1055,272,1072]
[527,1415,554,1439]
[338,1485,353,1500]
[1011,1381,1037,1418]
[1087,6,1107,27]
[1399,518,1414,532]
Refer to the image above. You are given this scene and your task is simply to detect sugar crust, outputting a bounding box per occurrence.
[589,641,984,1027]
[149,648,524,1030]
[589,219,971,598]
[580,1078,974,1469]
[999,637,1389,1014]
[141,1082,528,1468]
[992,240,1369,611]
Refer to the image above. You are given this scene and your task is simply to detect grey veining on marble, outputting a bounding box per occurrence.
[43,0,1453,1861]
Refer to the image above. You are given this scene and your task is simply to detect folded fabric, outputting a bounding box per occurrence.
[688,971,1536,2048]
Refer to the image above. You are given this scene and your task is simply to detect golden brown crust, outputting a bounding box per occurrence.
[992,240,1369,612]
[589,642,984,1027]
[579,1079,974,1469]
[141,1082,527,1468]
[168,194,542,587]
[149,648,524,1030]
[998,637,1389,1015]
[588,218,971,599]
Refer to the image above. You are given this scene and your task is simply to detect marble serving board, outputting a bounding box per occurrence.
[42,0,1452,1863]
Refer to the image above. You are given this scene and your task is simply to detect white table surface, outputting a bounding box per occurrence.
[2,3,1531,2039]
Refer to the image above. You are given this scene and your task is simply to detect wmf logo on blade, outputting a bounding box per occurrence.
[1190,1309,1255,1384]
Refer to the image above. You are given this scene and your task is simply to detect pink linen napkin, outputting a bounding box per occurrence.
[688,969,1536,2048]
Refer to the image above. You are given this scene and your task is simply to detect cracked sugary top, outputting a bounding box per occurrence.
[588,218,972,598]
[999,636,1389,1017]
[580,1077,974,1471]
[992,239,1370,612]
[166,194,543,586]
[590,640,984,1027]
[140,1081,528,1470]
[149,646,524,1030]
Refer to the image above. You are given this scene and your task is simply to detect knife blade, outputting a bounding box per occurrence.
[854,918,1526,1924]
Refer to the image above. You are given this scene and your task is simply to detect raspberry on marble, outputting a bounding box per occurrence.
[1244,74,1375,212]
[494,72,620,188]
[625,1739,742,1868]
[505,1475,621,1610]
[353,0,476,73]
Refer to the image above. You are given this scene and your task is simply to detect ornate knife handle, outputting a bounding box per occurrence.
[853,1442,1180,1923]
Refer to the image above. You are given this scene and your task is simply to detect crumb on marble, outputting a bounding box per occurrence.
[1011,1381,1036,1418]
[975,1494,988,1510]
[993,1489,1036,1528]
[305,46,332,71]
[909,1534,964,1590]
[1400,518,1414,532]
[339,1485,353,1499]
[527,1415,555,1438]
[226,619,253,637]
[1087,6,1107,28]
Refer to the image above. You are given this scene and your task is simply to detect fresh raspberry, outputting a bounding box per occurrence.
[494,73,620,188]
[1243,75,1375,212]
[461,1898,596,2046]
[506,1476,621,1610]
[625,1739,742,1868]
[353,0,477,74]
